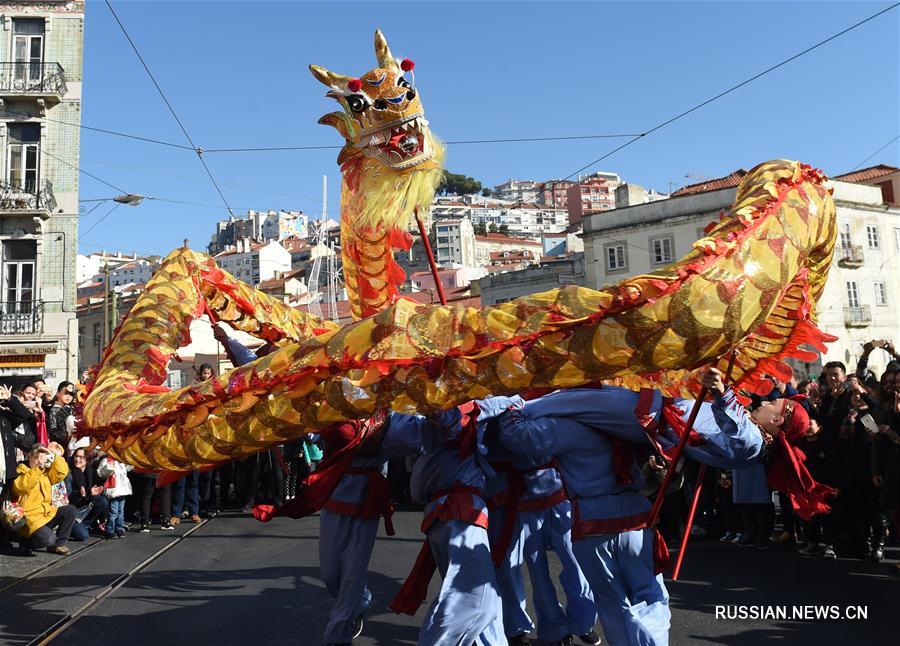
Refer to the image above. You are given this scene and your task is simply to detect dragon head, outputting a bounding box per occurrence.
[310,30,438,171]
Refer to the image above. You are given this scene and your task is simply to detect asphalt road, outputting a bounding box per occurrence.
[1,511,895,645]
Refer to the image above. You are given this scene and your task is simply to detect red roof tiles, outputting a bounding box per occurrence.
[671,170,748,197]
[833,164,899,184]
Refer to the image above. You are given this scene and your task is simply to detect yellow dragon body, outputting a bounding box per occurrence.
[80,33,837,472]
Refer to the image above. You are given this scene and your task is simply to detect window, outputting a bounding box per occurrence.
[92,322,101,344]
[846,281,860,308]
[2,240,36,310]
[12,19,44,88]
[866,225,880,250]
[839,223,851,249]
[78,327,85,349]
[874,281,887,307]
[6,123,40,192]
[651,236,674,265]
[605,243,627,272]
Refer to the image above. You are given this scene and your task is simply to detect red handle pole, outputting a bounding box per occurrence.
[645,351,738,531]
[669,351,738,579]
[645,386,708,529]
[672,464,706,580]
[414,207,447,306]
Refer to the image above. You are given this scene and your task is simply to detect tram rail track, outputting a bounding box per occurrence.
[0,538,106,597]
[2,515,216,646]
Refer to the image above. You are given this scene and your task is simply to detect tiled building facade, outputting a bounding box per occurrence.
[0,0,82,386]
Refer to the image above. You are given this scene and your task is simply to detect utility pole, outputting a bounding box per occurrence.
[102,261,109,351]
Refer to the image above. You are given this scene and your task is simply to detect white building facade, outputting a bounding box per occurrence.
[0,1,83,386]
[108,258,158,288]
[493,179,540,203]
[582,179,900,378]
[214,239,291,286]
[434,218,476,266]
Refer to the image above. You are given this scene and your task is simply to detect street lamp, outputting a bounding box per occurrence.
[113,193,145,206]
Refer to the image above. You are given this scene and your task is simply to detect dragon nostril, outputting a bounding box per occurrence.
[406,90,416,101]
[374,98,388,110]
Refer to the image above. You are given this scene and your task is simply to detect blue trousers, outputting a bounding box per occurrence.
[318,510,377,644]
[171,471,200,516]
[419,520,506,646]
[71,495,110,541]
[573,528,670,646]
[491,506,531,638]
[522,501,597,640]
[106,497,126,536]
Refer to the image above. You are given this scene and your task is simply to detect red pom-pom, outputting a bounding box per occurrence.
[400,58,415,72]
[348,78,362,92]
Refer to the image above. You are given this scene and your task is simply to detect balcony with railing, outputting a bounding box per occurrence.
[844,305,871,327]
[0,178,57,215]
[0,300,46,335]
[0,62,67,102]
[838,244,864,268]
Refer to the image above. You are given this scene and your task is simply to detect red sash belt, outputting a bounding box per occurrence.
[487,461,565,566]
[570,502,670,574]
[518,487,568,513]
[322,466,395,536]
[390,484,486,616]
[571,505,650,540]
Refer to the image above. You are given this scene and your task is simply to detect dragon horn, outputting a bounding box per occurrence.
[309,64,352,90]
[374,29,400,71]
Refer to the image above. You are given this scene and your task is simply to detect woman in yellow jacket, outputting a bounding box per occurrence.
[12,441,77,554]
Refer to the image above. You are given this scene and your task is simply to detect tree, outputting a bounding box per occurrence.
[498,224,509,235]
[481,188,493,197]
[473,223,487,236]
[438,172,483,196]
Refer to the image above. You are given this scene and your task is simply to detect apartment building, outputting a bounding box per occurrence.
[581,169,900,377]
[0,0,83,386]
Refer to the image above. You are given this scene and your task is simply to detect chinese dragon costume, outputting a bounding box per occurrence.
[80,31,838,472]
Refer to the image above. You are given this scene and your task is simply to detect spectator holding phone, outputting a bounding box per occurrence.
[11,441,77,554]
[47,382,77,448]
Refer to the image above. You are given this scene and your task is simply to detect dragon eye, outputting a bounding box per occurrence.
[373,98,388,110]
[347,95,368,113]
[397,77,411,89]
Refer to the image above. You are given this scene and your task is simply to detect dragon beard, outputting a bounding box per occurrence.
[340,138,445,320]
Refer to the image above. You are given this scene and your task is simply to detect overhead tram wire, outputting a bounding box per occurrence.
[509,1,900,212]
[850,134,900,171]
[563,2,900,191]
[0,106,192,150]
[79,202,123,239]
[201,133,645,153]
[105,0,236,217]
[0,100,664,153]
[39,146,128,195]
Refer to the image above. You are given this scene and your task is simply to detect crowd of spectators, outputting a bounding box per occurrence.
[0,368,297,557]
[3,340,899,577]
[676,339,900,575]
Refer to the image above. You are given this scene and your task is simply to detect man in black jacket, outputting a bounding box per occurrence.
[1,383,31,549]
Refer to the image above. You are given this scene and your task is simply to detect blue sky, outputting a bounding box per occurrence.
[78,0,899,256]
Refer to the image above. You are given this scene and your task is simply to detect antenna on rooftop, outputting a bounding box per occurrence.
[307,175,327,319]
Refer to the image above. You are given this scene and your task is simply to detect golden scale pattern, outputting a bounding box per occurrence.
[81,159,837,471]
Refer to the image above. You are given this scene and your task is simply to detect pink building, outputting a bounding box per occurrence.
[566,173,620,225]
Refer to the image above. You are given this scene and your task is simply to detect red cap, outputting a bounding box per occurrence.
[780,398,810,444]
[348,78,362,92]
[400,58,415,72]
